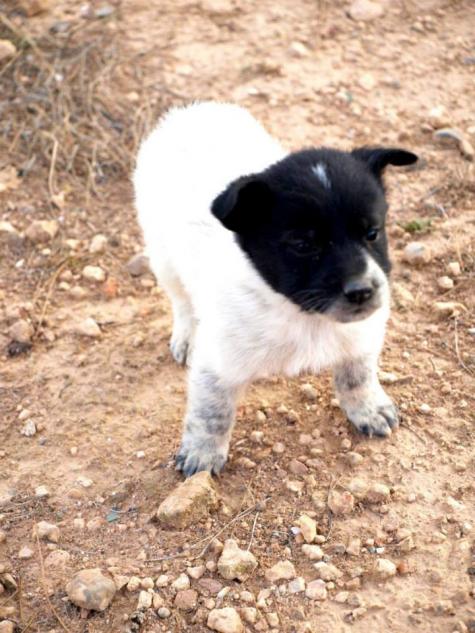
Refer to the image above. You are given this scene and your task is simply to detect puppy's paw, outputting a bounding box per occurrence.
[175,437,228,477]
[170,335,190,366]
[346,400,399,438]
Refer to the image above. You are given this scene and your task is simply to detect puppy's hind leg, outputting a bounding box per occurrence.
[156,263,194,365]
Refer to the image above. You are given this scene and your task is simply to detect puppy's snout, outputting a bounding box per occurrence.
[343,278,374,305]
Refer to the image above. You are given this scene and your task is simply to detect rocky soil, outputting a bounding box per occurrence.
[0,0,474,632]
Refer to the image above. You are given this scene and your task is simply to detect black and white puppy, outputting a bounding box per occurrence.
[134,102,417,477]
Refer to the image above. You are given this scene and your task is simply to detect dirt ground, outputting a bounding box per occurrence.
[1,0,474,631]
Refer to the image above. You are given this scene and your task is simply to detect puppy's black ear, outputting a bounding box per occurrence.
[352,147,418,178]
[211,177,273,232]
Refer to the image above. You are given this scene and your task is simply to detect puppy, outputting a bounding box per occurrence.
[134,101,417,477]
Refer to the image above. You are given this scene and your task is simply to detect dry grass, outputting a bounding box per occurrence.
[0,7,168,202]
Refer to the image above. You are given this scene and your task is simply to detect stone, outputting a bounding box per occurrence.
[140,577,154,589]
[217,539,258,581]
[89,234,108,254]
[158,606,171,618]
[207,607,244,633]
[241,607,257,624]
[25,220,58,243]
[346,537,361,557]
[9,320,34,344]
[302,544,323,560]
[374,558,397,580]
[66,568,116,611]
[0,622,15,633]
[296,514,317,543]
[434,301,467,317]
[155,574,169,587]
[358,73,376,91]
[156,471,218,529]
[288,577,306,593]
[447,261,461,276]
[197,577,223,595]
[402,242,431,265]
[392,282,415,308]
[174,589,198,611]
[0,221,18,234]
[305,579,327,600]
[74,317,101,338]
[44,549,71,568]
[366,483,391,504]
[18,546,34,559]
[437,275,454,291]
[172,573,190,591]
[34,521,60,543]
[21,420,37,437]
[137,590,152,609]
[34,485,49,497]
[82,265,106,283]
[348,0,384,21]
[0,40,16,62]
[289,459,308,476]
[300,383,318,401]
[346,451,364,467]
[187,565,205,579]
[126,254,151,277]
[328,489,355,515]
[265,560,296,583]
[127,576,141,591]
[335,591,349,603]
[0,531,6,543]
[314,562,342,581]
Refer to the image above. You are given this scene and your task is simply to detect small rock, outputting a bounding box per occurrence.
[155,574,169,588]
[328,489,355,515]
[187,565,205,580]
[346,451,364,467]
[346,537,361,557]
[197,577,223,595]
[418,403,431,414]
[302,544,324,560]
[305,579,327,600]
[0,39,17,62]
[66,569,116,611]
[44,549,71,568]
[289,41,310,58]
[314,561,342,581]
[434,301,467,317]
[374,558,397,580]
[296,514,317,543]
[300,383,318,401]
[392,282,415,308]
[358,73,376,91]
[9,319,34,344]
[18,546,34,559]
[0,220,18,234]
[272,442,285,454]
[240,606,257,624]
[402,242,431,265]
[140,577,154,590]
[137,589,153,610]
[335,591,349,603]
[127,576,141,592]
[34,485,49,497]
[265,560,296,583]
[33,521,60,543]
[288,577,306,593]
[89,234,108,254]
[126,254,150,277]
[437,275,454,291]
[365,482,391,504]
[21,420,37,437]
[172,573,190,591]
[207,607,244,633]
[25,220,59,243]
[447,261,461,277]
[285,479,304,493]
[82,265,106,283]
[0,621,15,633]
[174,589,198,611]
[156,471,218,529]
[158,606,171,618]
[289,459,308,476]
[0,530,6,543]
[217,539,258,581]
[77,475,93,488]
[348,0,384,21]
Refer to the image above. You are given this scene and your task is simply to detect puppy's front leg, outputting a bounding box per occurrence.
[333,356,398,437]
[175,366,239,477]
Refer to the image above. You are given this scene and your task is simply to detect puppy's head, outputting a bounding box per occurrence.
[212,147,417,322]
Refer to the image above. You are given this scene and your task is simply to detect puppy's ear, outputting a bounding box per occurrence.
[352,147,418,177]
[211,177,273,232]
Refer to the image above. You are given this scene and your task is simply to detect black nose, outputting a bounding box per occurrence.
[343,279,374,305]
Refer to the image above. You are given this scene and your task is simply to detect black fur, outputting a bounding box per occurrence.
[211,147,417,319]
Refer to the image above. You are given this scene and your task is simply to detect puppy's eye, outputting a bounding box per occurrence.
[365,228,379,242]
[286,238,319,257]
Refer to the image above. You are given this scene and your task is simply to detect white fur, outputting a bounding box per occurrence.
[312,162,331,189]
[134,102,393,473]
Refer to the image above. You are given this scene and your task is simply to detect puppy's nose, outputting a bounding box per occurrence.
[343,279,374,305]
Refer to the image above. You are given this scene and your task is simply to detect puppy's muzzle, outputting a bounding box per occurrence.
[343,277,376,305]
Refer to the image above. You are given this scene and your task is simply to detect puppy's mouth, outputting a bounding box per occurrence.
[326,294,383,323]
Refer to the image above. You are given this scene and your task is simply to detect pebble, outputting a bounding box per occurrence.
[126,254,151,277]
[207,607,244,633]
[9,319,34,344]
[33,521,60,543]
[34,485,49,497]
[187,565,205,580]
[300,383,318,401]
[335,591,349,603]
[265,560,296,583]
[66,568,116,611]
[152,592,164,608]
[289,459,308,476]
[89,234,108,253]
[358,73,376,91]
[374,558,397,580]
[156,471,218,529]
[158,607,171,618]
[155,574,169,587]
[127,576,141,592]
[314,561,342,581]
[21,420,37,437]
[82,265,106,283]
[348,0,384,21]
[366,482,391,504]
[18,545,34,559]
[172,573,190,591]
[402,242,431,265]
[272,442,285,454]
[328,489,355,515]
[69,285,87,299]
[288,577,306,593]
[25,220,59,243]
[77,475,93,488]
[140,577,154,589]
[346,452,364,467]
[0,39,17,62]
[250,430,264,443]
[346,537,361,556]
[217,539,258,581]
[418,403,431,414]
[74,317,101,338]
[241,606,257,624]
[447,261,461,277]
[137,590,153,609]
[305,579,327,600]
[0,531,6,543]
[174,589,198,611]
[301,544,324,560]
[437,276,454,291]
[296,514,317,543]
